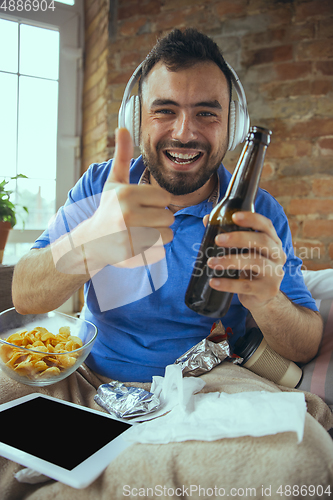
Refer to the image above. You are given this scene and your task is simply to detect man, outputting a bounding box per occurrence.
[12,28,322,383]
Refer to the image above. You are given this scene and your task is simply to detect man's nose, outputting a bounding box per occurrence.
[171,112,197,143]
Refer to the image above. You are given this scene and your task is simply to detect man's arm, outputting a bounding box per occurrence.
[207,211,323,364]
[245,290,323,364]
[12,246,90,314]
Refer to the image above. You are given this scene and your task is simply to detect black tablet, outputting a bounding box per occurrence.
[0,393,134,489]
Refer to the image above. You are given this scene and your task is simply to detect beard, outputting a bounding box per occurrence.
[141,138,227,196]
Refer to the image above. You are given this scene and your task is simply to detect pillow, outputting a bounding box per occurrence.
[298,270,333,408]
[302,269,333,299]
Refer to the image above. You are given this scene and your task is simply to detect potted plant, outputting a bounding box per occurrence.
[0,174,28,264]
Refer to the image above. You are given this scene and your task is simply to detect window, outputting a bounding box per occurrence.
[0,19,59,232]
[0,0,83,267]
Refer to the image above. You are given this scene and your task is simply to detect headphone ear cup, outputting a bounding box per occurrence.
[132,95,141,147]
[228,100,249,151]
[123,95,141,147]
[228,101,236,151]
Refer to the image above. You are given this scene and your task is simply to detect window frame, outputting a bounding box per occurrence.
[0,1,84,312]
[0,0,84,246]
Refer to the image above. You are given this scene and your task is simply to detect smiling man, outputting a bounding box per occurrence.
[12,28,322,383]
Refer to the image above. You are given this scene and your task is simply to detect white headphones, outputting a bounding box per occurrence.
[118,61,250,151]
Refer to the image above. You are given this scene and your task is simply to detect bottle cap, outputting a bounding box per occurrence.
[248,126,272,146]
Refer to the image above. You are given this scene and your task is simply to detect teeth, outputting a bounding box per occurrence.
[170,152,198,159]
[166,151,201,164]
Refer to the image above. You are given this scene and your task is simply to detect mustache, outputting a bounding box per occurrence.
[156,139,211,153]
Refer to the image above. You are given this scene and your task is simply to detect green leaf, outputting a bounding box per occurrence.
[0,174,29,228]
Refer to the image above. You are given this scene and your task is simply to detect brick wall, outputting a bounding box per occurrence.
[82,0,109,168]
[82,0,333,270]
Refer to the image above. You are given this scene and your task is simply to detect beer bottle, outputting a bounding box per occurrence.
[185,126,272,317]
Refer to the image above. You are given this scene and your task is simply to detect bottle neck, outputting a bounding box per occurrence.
[225,132,270,211]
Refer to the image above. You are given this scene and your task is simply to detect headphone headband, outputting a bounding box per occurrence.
[118,60,250,151]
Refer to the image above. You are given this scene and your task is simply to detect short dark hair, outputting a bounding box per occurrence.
[138,28,233,100]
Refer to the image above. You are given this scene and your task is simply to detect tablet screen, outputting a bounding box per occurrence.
[0,396,131,471]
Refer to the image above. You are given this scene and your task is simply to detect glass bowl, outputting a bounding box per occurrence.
[0,308,97,386]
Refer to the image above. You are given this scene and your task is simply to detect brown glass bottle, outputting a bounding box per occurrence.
[185,126,272,317]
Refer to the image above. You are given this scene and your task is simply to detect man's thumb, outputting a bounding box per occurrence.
[106,128,134,185]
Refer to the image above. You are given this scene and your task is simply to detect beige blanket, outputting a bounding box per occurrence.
[1,363,333,500]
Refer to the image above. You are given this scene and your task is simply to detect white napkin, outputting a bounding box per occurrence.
[125,365,307,443]
[129,364,206,422]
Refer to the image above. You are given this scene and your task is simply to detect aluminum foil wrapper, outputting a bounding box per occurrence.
[94,381,161,419]
[174,321,243,377]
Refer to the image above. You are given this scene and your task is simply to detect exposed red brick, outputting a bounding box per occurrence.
[215,0,247,18]
[289,199,333,215]
[112,33,158,53]
[243,45,293,66]
[118,0,161,19]
[288,219,301,239]
[261,162,275,179]
[154,11,187,31]
[316,61,333,76]
[266,140,311,160]
[295,140,312,157]
[285,22,315,43]
[108,70,137,85]
[266,5,293,27]
[260,178,311,198]
[311,80,333,95]
[290,119,333,139]
[318,137,333,150]
[295,0,333,22]
[107,136,116,149]
[318,18,333,39]
[120,18,148,37]
[120,52,143,69]
[297,39,333,61]
[329,243,333,260]
[242,29,286,50]
[266,141,297,159]
[303,219,333,239]
[293,240,325,260]
[275,61,312,81]
[262,80,310,99]
[301,260,332,271]
[161,0,206,11]
[312,178,333,197]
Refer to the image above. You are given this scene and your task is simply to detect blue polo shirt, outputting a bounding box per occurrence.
[32,156,317,382]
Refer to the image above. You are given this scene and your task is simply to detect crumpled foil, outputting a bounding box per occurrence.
[94,381,161,419]
[174,321,243,376]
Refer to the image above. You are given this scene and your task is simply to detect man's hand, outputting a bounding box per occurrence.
[82,128,174,270]
[206,211,287,312]
[204,211,322,363]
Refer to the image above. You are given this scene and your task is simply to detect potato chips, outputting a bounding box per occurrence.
[0,326,83,380]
